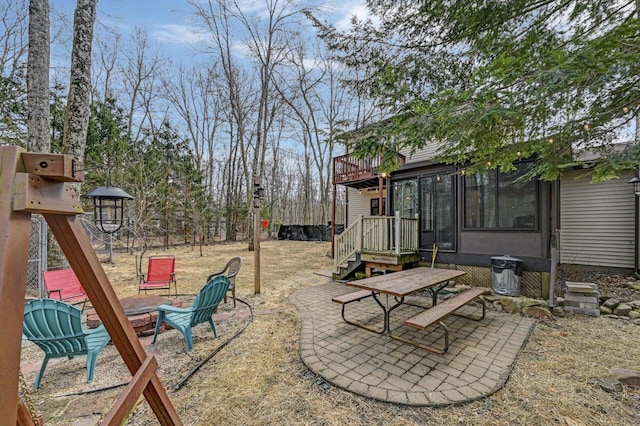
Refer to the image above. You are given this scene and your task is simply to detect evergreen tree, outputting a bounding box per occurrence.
[309,1,640,180]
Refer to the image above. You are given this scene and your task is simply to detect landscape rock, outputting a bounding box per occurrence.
[522,306,553,319]
[501,298,521,314]
[628,310,640,320]
[629,300,640,309]
[634,318,640,325]
[608,368,640,387]
[588,377,623,393]
[624,282,640,291]
[552,306,565,317]
[554,297,565,306]
[613,303,632,316]
[521,299,543,308]
[603,298,621,309]
[599,306,613,315]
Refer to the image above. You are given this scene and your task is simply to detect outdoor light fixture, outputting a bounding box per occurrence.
[629,176,640,197]
[82,186,133,234]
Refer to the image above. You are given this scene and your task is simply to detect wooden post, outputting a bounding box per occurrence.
[0,147,31,425]
[331,178,336,258]
[378,174,384,216]
[253,178,261,295]
[395,210,401,256]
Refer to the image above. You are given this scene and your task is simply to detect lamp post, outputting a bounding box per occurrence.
[253,179,265,294]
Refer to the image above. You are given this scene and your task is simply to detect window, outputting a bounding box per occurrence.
[370,198,385,216]
[392,180,418,217]
[464,163,537,229]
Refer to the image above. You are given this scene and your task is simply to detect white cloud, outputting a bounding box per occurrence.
[153,24,208,45]
[332,1,376,31]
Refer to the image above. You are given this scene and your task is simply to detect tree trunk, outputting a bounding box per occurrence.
[27,0,50,153]
[62,0,97,160]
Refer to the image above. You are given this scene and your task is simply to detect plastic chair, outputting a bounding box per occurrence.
[152,275,230,351]
[207,257,242,308]
[138,255,177,297]
[22,299,111,389]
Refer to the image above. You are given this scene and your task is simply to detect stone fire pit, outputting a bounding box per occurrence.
[85,294,183,336]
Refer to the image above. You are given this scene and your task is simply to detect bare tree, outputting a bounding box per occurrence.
[120,28,163,142]
[163,64,222,190]
[0,0,29,147]
[271,40,354,224]
[1,0,29,80]
[93,29,120,100]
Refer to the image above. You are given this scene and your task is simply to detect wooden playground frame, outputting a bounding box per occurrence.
[0,146,182,425]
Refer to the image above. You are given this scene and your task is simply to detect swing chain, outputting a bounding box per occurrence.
[18,371,42,426]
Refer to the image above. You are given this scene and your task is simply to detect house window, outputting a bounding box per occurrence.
[370,198,385,216]
[392,179,418,217]
[464,162,537,229]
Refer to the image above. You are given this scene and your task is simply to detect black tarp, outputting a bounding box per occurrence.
[277,224,344,241]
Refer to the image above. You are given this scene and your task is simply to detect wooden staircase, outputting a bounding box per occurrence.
[334,253,364,281]
[333,213,419,281]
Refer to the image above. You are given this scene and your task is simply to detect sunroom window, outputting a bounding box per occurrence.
[464,162,537,229]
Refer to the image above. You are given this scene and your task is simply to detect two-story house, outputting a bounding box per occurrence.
[331,142,638,299]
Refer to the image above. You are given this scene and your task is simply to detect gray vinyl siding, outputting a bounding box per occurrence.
[560,170,635,268]
[399,142,440,164]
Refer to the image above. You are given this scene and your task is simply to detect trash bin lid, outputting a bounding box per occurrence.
[491,255,522,261]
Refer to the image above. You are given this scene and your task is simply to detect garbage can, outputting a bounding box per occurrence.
[491,255,523,296]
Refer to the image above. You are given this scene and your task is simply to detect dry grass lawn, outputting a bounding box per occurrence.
[19,240,640,425]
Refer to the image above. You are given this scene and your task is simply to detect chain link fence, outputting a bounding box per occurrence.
[27,215,47,297]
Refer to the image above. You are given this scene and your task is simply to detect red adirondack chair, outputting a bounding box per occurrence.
[138,255,177,297]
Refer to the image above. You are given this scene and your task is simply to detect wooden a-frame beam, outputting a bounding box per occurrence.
[0,146,181,425]
[0,146,32,426]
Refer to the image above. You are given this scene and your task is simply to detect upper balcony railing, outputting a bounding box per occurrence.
[333,152,405,185]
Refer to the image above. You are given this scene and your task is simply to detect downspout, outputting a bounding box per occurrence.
[629,169,640,278]
[635,192,639,278]
[549,179,561,307]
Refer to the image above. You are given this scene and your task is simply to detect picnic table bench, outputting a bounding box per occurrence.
[403,287,488,354]
[43,268,89,311]
[332,290,382,333]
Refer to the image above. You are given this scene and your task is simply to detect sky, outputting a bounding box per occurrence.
[53,0,371,64]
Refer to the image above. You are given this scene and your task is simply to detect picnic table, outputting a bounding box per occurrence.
[333,267,488,353]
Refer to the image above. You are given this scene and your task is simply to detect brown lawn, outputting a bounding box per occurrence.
[18,240,640,425]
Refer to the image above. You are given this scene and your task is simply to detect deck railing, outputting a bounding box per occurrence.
[333,152,405,185]
[334,212,419,271]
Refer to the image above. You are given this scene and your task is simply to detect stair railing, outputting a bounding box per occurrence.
[334,215,363,271]
[335,212,420,272]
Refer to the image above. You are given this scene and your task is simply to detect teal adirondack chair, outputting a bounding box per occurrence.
[152,275,230,351]
[22,299,111,389]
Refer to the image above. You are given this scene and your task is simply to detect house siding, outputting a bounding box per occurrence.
[399,143,439,164]
[560,170,635,268]
[347,187,374,225]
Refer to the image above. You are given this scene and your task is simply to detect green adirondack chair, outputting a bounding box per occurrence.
[152,275,230,351]
[22,299,111,389]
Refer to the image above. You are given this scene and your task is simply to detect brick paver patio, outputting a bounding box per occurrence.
[290,280,534,406]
